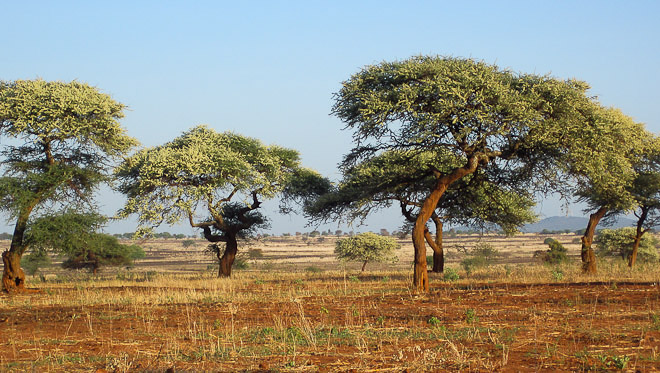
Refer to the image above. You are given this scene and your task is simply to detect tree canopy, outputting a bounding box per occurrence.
[334,232,400,271]
[116,125,325,276]
[331,56,596,291]
[0,79,137,292]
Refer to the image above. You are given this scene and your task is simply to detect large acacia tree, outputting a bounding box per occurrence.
[309,149,536,273]
[0,80,137,292]
[116,125,323,277]
[332,56,597,291]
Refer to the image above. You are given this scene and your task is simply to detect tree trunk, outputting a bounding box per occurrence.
[581,206,607,274]
[424,228,444,273]
[218,235,238,277]
[361,260,368,272]
[629,206,649,268]
[2,204,36,293]
[427,216,444,273]
[412,156,483,292]
[2,251,25,292]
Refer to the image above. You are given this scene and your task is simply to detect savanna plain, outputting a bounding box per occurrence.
[1,233,660,372]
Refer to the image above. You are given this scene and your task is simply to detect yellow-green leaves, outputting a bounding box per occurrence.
[0,79,137,156]
[116,126,304,233]
[0,79,137,217]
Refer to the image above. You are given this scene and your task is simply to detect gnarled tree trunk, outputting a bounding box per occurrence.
[581,206,607,274]
[218,234,238,277]
[2,251,25,292]
[2,205,36,293]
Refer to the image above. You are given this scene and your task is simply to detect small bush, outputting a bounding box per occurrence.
[535,238,568,264]
[335,232,399,271]
[21,248,51,276]
[443,268,460,281]
[460,242,499,276]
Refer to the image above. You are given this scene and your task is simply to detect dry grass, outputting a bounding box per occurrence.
[1,234,660,371]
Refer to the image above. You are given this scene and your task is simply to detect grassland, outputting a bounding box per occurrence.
[1,233,660,372]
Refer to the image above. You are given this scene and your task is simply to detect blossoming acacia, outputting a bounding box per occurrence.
[0,79,137,292]
[116,125,325,277]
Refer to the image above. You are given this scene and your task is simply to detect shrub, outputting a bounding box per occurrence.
[62,234,145,274]
[535,238,569,264]
[443,268,460,281]
[596,227,659,263]
[460,242,499,276]
[21,249,51,276]
[182,239,196,248]
[335,232,399,271]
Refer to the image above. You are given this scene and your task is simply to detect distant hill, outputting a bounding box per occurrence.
[521,216,637,233]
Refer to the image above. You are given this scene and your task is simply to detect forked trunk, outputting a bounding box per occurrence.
[2,251,25,293]
[629,206,649,268]
[413,156,482,292]
[218,235,238,277]
[581,206,607,274]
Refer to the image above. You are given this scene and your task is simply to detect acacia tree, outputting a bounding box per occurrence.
[562,108,652,273]
[0,79,137,292]
[334,232,399,271]
[627,139,660,267]
[309,149,536,273]
[332,56,594,291]
[116,125,324,277]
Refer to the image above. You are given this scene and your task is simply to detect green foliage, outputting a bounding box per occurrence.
[182,239,196,248]
[536,238,569,264]
[62,234,145,273]
[117,125,317,237]
[464,309,479,324]
[21,248,51,276]
[596,227,659,262]
[427,316,441,326]
[460,242,500,276]
[334,232,399,270]
[25,211,144,273]
[0,79,137,221]
[443,268,460,282]
[551,268,564,281]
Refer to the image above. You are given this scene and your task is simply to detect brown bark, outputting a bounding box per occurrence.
[2,251,25,292]
[427,216,444,273]
[629,206,649,268]
[412,155,484,291]
[2,203,38,293]
[581,206,607,274]
[218,234,238,277]
[361,260,368,272]
[424,228,444,273]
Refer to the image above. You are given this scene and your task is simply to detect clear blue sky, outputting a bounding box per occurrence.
[2,1,659,235]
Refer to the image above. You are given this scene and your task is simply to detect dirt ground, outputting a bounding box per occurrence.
[1,278,660,371]
[1,234,660,371]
